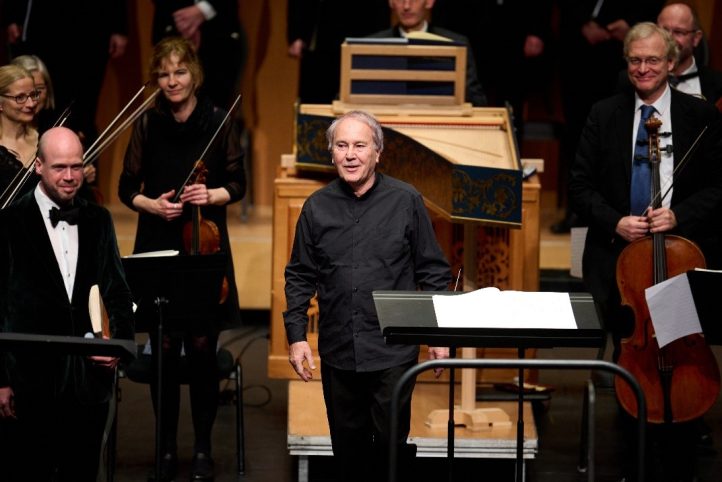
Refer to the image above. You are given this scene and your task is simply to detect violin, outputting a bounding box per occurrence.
[181,159,229,304]
[174,94,241,305]
[614,115,720,423]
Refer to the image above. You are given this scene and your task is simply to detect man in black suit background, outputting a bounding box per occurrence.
[569,23,722,480]
[656,2,722,104]
[616,3,722,106]
[367,0,487,107]
[3,0,128,145]
[0,127,134,482]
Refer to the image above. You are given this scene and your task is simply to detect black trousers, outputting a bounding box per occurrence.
[149,330,220,455]
[320,360,417,482]
[0,391,108,482]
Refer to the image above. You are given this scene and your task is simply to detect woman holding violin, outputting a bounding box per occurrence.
[119,36,246,482]
[570,23,722,482]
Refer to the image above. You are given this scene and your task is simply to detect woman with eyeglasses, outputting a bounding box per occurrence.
[10,55,56,133]
[0,64,40,201]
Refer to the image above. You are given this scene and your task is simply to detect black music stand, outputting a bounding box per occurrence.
[373,291,612,482]
[121,253,226,481]
[687,269,722,345]
[0,332,136,361]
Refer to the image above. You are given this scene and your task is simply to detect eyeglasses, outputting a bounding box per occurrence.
[626,56,665,67]
[662,27,699,37]
[1,91,40,104]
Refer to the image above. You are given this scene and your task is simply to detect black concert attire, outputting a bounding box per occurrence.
[284,172,451,481]
[118,94,246,461]
[2,0,128,147]
[152,0,247,109]
[553,0,665,230]
[286,0,390,104]
[0,187,134,482]
[0,145,37,204]
[570,85,722,481]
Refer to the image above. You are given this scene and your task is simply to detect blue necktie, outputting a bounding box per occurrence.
[630,105,656,216]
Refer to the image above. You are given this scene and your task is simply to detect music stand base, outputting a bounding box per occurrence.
[425,407,511,432]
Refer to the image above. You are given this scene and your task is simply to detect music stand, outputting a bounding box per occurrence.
[0,332,136,361]
[121,253,226,481]
[373,290,607,482]
[687,269,722,345]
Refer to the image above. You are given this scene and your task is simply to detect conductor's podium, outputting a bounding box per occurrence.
[287,380,537,482]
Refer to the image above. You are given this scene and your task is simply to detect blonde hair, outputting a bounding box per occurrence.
[11,55,55,110]
[624,22,679,64]
[0,64,36,138]
[149,37,204,95]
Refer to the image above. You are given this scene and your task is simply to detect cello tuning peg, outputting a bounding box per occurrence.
[659,131,672,137]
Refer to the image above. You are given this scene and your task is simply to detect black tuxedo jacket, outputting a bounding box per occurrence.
[0,192,134,403]
[367,25,488,107]
[570,89,722,306]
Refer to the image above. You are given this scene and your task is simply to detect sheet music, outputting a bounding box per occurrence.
[645,272,702,348]
[432,288,577,329]
[122,250,179,258]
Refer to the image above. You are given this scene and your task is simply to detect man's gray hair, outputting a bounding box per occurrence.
[326,110,384,153]
[624,22,679,63]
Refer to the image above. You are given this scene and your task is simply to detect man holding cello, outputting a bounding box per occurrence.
[570,22,722,482]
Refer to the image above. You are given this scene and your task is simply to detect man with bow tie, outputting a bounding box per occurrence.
[658,3,722,105]
[616,3,722,107]
[0,127,134,481]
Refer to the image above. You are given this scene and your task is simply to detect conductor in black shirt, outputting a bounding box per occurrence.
[283,110,452,482]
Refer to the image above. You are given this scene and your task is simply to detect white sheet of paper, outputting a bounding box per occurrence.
[432,288,577,329]
[645,272,702,348]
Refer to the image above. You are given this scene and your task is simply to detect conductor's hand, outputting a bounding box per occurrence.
[428,346,449,378]
[0,386,16,419]
[648,207,677,234]
[153,190,183,221]
[289,341,315,382]
[616,214,650,242]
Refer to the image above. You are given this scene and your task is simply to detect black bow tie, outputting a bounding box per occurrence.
[669,71,699,87]
[49,206,80,227]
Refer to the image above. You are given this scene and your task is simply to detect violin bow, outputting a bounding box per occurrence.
[172,94,243,203]
[643,124,708,214]
[0,103,74,209]
[83,89,159,167]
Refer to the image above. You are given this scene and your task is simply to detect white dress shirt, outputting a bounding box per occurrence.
[674,58,703,99]
[34,185,79,301]
[633,84,674,209]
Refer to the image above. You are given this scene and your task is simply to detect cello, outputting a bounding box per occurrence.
[614,115,720,423]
